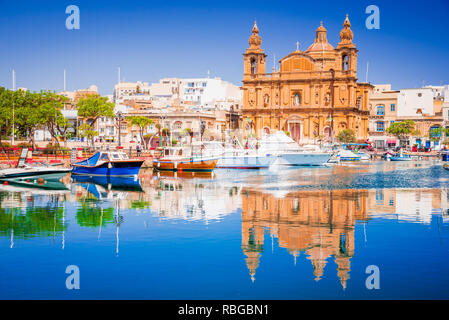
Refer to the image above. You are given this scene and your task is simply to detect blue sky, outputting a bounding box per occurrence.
[0,0,448,95]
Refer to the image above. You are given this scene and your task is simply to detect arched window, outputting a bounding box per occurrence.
[250,58,257,75]
[342,55,349,71]
[376,105,384,116]
[173,121,183,130]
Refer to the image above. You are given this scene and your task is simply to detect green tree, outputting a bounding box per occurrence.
[35,91,71,151]
[79,123,98,146]
[386,120,417,140]
[336,129,356,143]
[129,116,154,149]
[77,94,114,146]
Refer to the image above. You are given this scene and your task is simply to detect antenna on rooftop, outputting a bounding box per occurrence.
[365,62,369,83]
[118,66,121,84]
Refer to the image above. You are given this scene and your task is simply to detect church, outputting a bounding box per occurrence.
[242,15,372,143]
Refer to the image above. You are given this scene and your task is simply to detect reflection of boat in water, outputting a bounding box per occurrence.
[72,151,144,177]
[0,176,69,194]
[155,170,215,180]
[153,146,218,172]
[71,175,143,192]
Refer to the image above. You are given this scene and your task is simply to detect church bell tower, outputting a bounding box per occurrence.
[243,21,267,80]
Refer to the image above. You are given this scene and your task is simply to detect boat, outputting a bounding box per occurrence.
[389,152,412,161]
[71,151,144,177]
[202,141,277,169]
[355,151,371,160]
[256,131,332,166]
[153,146,218,172]
[0,148,70,180]
[443,163,449,171]
[337,149,361,162]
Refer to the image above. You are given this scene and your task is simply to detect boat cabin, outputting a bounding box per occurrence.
[77,151,130,166]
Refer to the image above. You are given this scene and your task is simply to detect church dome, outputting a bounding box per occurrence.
[305,21,335,53]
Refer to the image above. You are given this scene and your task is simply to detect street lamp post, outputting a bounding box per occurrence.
[116,111,124,147]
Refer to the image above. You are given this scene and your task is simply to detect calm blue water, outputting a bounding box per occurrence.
[1,161,449,299]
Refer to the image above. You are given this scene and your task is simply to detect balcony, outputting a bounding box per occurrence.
[368,131,386,136]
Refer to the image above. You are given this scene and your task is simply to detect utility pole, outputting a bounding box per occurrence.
[330,69,335,144]
[116,111,124,147]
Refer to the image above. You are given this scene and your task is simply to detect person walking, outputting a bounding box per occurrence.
[136,143,142,157]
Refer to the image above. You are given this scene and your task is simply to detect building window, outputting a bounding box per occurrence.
[342,54,349,71]
[174,121,183,130]
[250,58,257,75]
[376,122,384,132]
[390,104,395,112]
[376,105,384,116]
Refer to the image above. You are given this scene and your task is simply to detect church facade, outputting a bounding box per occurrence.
[242,16,372,143]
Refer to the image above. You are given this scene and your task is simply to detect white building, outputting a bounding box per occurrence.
[424,85,449,102]
[150,78,183,98]
[397,88,434,117]
[181,77,242,108]
[114,81,150,102]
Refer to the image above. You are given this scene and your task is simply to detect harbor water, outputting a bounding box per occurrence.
[1,161,449,299]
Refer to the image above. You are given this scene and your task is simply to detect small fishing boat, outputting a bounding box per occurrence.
[337,149,361,162]
[443,163,449,171]
[71,151,144,177]
[355,151,371,161]
[153,146,218,172]
[389,152,412,161]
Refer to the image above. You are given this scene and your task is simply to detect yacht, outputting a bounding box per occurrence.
[202,141,277,169]
[256,131,332,166]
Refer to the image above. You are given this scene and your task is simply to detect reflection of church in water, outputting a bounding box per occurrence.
[241,189,368,289]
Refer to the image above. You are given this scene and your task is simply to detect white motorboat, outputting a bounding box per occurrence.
[202,141,277,169]
[0,163,71,180]
[256,131,332,166]
[0,147,70,180]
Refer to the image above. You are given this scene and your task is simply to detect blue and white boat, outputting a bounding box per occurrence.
[389,152,412,161]
[71,151,144,177]
[337,149,361,162]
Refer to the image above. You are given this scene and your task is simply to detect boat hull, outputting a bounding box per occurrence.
[0,168,70,179]
[71,160,144,177]
[153,159,217,172]
[339,157,361,162]
[216,155,276,169]
[277,153,332,166]
[389,157,412,161]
